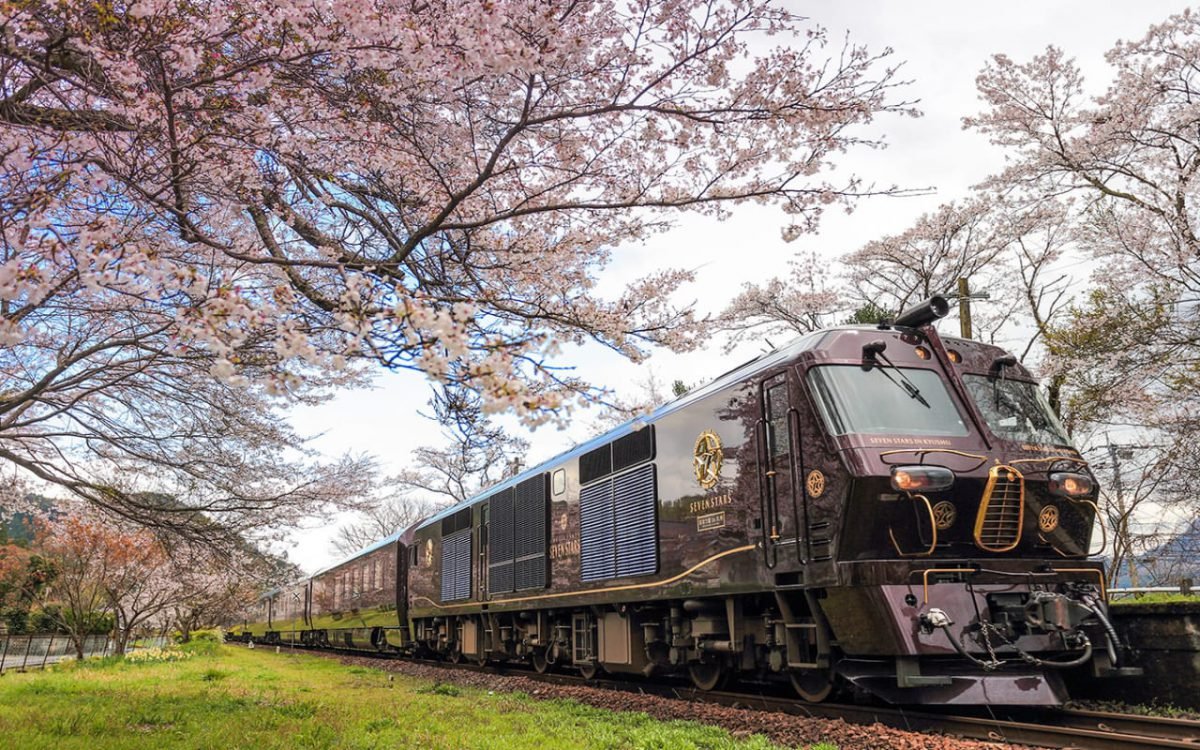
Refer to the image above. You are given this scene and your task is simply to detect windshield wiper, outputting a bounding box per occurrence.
[862,340,931,408]
[990,355,1018,409]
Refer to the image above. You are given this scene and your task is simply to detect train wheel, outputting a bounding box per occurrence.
[578,661,599,680]
[448,649,464,664]
[687,661,726,692]
[531,648,552,674]
[789,667,834,703]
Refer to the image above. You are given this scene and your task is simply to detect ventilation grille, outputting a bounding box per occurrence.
[613,426,655,474]
[487,488,515,595]
[441,507,472,536]
[580,464,658,582]
[580,427,656,485]
[488,476,548,594]
[614,465,657,576]
[974,465,1025,552]
[580,480,616,581]
[514,475,548,591]
[580,446,612,485]
[440,528,472,601]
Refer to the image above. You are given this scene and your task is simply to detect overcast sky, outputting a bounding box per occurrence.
[283,1,1192,572]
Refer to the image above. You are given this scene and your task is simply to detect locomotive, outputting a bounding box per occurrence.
[231,297,1137,705]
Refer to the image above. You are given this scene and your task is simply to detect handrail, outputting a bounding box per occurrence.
[753,416,776,570]
[787,406,809,564]
[888,493,938,558]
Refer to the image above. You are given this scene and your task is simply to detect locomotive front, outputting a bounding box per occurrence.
[799,297,1135,704]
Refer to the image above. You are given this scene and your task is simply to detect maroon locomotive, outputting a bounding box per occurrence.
[235,297,1134,705]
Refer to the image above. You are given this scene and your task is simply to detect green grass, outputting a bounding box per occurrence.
[1109,593,1200,606]
[0,645,831,750]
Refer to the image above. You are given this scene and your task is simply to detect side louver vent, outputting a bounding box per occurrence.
[580,463,658,582]
[974,465,1025,552]
[487,475,549,594]
[440,528,472,601]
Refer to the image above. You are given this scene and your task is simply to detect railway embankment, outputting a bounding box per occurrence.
[1067,599,1200,710]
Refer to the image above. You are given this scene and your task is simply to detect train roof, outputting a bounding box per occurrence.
[416,329,827,533]
[307,528,407,579]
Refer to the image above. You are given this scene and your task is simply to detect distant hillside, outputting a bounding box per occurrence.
[0,495,56,546]
[1135,517,1200,587]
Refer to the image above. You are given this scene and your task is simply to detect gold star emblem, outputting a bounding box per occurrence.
[1038,505,1060,533]
[693,430,723,489]
[932,501,957,530]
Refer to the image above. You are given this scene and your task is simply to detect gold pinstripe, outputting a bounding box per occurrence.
[411,543,757,611]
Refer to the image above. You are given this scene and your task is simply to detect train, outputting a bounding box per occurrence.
[230,296,1139,705]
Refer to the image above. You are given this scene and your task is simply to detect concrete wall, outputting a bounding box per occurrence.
[1067,601,1200,710]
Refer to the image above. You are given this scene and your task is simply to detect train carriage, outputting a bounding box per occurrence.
[237,297,1136,706]
[405,297,1129,704]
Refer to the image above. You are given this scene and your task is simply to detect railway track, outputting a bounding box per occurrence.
[249,643,1200,749]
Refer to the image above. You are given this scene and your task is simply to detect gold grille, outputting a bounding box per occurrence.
[974,465,1025,552]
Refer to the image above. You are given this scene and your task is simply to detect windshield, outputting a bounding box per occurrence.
[807,365,969,437]
[962,374,1072,447]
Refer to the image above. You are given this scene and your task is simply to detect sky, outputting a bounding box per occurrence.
[283,1,1194,573]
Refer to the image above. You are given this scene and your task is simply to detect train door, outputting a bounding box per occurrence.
[758,371,808,567]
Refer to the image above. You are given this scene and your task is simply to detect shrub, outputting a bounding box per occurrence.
[125,647,193,664]
[2,607,29,634]
[417,682,461,697]
[191,628,224,643]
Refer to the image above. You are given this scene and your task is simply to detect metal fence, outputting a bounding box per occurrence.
[0,633,170,674]
[1108,578,1195,600]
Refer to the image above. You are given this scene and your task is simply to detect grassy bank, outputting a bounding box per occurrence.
[0,643,823,750]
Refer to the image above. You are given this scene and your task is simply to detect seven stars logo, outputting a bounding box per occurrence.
[693,430,723,489]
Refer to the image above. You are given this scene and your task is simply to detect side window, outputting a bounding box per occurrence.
[766,379,790,457]
[410,545,419,567]
[552,469,566,496]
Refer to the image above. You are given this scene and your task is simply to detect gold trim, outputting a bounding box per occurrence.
[919,567,978,603]
[879,448,988,469]
[412,544,756,611]
[1073,498,1108,556]
[1008,455,1087,467]
[888,493,937,557]
[974,464,1025,552]
[1038,533,1079,558]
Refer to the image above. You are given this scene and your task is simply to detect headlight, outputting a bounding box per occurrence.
[890,465,955,493]
[1048,472,1094,498]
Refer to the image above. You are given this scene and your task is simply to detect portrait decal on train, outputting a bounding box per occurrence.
[693,430,723,489]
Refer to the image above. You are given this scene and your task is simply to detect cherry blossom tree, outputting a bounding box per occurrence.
[718,197,1078,369]
[966,12,1200,428]
[1,0,917,429]
[714,251,843,351]
[844,198,1011,326]
[329,494,439,558]
[330,417,529,556]
[167,543,264,642]
[35,514,121,657]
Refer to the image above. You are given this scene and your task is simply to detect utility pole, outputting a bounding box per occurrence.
[948,278,990,339]
[958,278,973,339]
[1105,440,1140,588]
